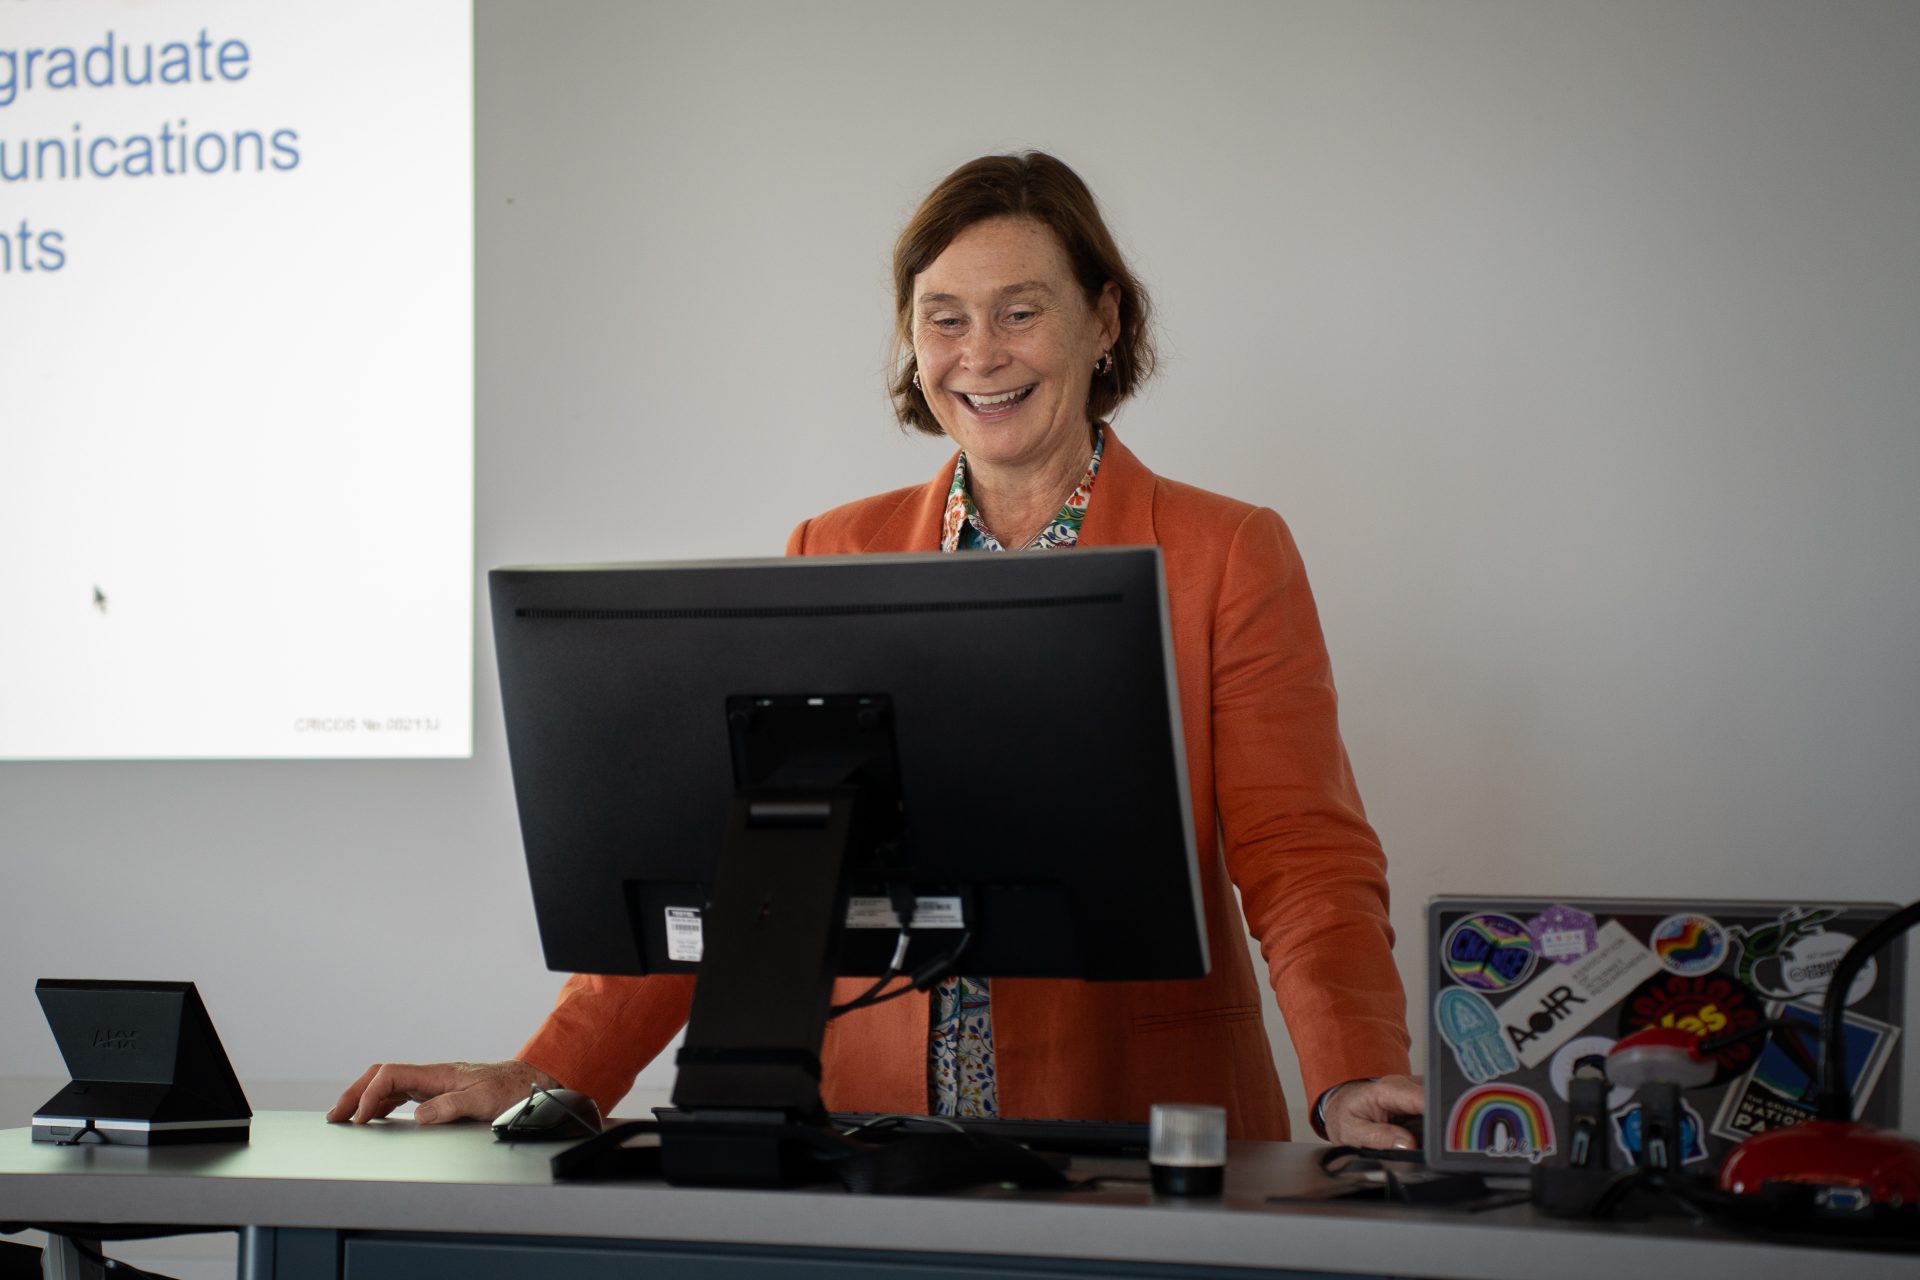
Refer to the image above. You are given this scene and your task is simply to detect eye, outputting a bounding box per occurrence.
[1004,308,1038,324]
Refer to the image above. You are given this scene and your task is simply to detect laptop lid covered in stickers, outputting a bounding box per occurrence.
[1423,897,1906,1174]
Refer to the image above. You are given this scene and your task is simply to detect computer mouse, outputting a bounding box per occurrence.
[490,1088,602,1142]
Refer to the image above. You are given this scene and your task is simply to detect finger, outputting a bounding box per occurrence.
[1360,1074,1426,1118]
[415,1084,505,1126]
[350,1063,456,1125]
[326,1063,383,1123]
[1332,1077,1421,1127]
[349,1065,408,1125]
[1344,1120,1420,1151]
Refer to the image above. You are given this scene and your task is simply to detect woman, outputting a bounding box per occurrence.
[330,153,1421,1148]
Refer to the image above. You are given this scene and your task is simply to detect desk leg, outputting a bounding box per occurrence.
[40,1237,103,1280]
[240,1227,341,1280]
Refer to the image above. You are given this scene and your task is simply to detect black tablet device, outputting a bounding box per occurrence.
[32,979,252,1146]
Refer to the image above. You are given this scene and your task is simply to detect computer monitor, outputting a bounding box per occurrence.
[489,548,1207,1183]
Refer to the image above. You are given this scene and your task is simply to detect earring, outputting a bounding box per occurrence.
[911,369,922,390]
[1095,352,1114,376]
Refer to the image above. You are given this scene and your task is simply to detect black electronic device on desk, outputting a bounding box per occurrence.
[31,979,251,1146]
[490,550,1205,1193]
[492,1086,603,1142]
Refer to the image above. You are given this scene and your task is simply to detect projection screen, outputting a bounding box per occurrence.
[0,0,474,759]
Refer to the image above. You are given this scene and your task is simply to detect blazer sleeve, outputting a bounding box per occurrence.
[1210,506,1411,1108]
[515,973,696,1116]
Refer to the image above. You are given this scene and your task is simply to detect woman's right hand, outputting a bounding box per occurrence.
[325,1059,560,1126]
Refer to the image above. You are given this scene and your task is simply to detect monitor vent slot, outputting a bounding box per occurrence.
[516,593,1121,622]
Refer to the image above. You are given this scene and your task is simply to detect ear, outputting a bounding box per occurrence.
[1096,281,1121,351]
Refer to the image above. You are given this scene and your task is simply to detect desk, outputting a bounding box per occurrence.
[1,1112,1913,1280]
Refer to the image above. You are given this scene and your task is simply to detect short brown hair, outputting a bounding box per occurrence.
[889,152,1156,436]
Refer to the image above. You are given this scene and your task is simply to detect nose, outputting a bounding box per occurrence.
[958,324,1010,376]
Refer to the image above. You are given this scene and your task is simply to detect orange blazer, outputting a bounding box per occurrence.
[518,429,1410,1139]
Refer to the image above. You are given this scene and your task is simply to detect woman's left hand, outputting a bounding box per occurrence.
[1321,1074,1424,1149]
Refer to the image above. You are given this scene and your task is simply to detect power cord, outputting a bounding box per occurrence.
[830,931,972,1018]
[1317,1145,1428,1174]
[836,1113,967,1139]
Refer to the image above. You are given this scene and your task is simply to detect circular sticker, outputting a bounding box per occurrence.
[1443,913,1539,992]
[1547,1035,1632,1112]
[1650,913,1729,977]
[1618,972,1763,1081]
[1779,929,1876,1005]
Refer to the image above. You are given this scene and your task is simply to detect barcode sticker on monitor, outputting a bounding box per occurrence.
[845,896,965,929]
[665,907,703,961]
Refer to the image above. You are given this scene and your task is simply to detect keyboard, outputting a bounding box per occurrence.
[830,1112,1149,1157]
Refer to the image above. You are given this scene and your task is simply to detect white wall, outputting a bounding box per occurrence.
[4,0,1917,1137]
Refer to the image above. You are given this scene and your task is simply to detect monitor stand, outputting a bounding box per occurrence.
[663,780,870,1187]
[659,694,899,1187]
[644,694,1070,1194]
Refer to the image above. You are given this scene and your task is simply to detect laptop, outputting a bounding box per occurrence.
[1423,897,1904,1174]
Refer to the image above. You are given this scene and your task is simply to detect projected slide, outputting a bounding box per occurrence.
[0,1,472,759]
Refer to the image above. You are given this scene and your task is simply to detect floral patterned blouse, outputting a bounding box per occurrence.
[928,427,1104,1118]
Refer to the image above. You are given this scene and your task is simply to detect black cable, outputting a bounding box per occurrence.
[833,968,906,1014]
[827,883,924,1019]
[829,933,912,1018]
[830,931,972,1018]
[1316,1144,1427,1175]
[1817,898,1920,1121]
[837,977,925,1014]
[1586,1168,1654,1219]
[835,1113,967,1139]
[1697,1013,1817,1061]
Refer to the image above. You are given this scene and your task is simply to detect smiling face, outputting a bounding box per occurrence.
[912,216,1120,480]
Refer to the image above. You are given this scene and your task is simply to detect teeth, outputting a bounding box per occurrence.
[966,387,1031,408]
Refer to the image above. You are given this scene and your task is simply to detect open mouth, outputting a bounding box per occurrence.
[957,385,1035,416]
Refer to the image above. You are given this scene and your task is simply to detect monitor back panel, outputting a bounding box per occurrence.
[1424,897,1905,1174]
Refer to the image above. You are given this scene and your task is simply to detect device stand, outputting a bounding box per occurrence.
[1532,1061,1624,1216]
[663,784,868,1187]
[1534,1079,1714,1219]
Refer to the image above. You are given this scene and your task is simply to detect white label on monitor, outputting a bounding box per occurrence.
[665,907,704,962]
[845,896,965,929]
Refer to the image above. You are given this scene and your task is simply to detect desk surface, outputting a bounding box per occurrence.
[2,1112,1914,1280]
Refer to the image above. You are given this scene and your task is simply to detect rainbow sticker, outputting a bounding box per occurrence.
[1446,1083,1556,1163]
[1442,913,1538,991]
[1651,913,1728,977]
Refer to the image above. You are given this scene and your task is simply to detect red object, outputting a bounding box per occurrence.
[1720,1120,1920,1205]
[1607,1026,1717,1088]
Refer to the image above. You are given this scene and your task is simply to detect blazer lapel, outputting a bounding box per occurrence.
[861,453,956,553]
[1076,427,1159,548]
